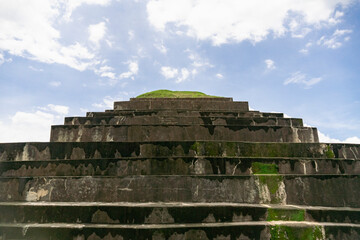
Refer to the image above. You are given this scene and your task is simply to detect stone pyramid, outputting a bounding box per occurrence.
[0,90,359,239]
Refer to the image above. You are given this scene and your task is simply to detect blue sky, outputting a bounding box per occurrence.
[0,0,360,143]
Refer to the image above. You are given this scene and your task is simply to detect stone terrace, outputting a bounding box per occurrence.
[0,93,359,239]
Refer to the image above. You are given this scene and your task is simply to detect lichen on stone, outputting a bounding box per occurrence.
[270,225,325,240]
[267,209,305,221]
[325,145,335,158]
[252,162,278,174]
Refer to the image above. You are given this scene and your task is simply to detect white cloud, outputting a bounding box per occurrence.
[299,48,308,54]
[159,50,211,83]
[188,51,213,68]
[92,96,117,109]
[95,65,116,80]
[0,53,5,65]
[318,130,360,144]
[49,81,61,87]
[0,52,12,65]
[317,29,353,49]
[288,19,312,38]
[334,11,344,19]
[159,66,192,83]
[284,71,322,88]
[305,42,313,48]
[216,73,223,79]
[11,111,54,126]
[147,0,352,45]
[46,104,69,115]
[62,0,112,22]
[29,66,44,72]
[176,68,190,83]
[119,60,139,80]
[92,94,130,109]
[128,30,135,40]
[292,27,312,38]
[0,111,54,142]
[328,10,345,24]
[154,42,167,54]
[265,59,276,70]
[160,66,178,79]
[299,42,313,54]
[343,136,360,144]
[0,0,112,72]
[0,103,69,142]
[318,131,342,143]
[159,66,193,83]
[88,21,107,47]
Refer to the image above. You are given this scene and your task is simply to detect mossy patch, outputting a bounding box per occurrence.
[190,142,239,157]
[325,145,335,158]
[258,175,283,195]
[224,142,237,157]
[258,175,285,204]
[267,209,305,221]
[190,142,202,155]
[136,90,221,98]
[252,162,278,174]
[270,225,324,240]
[205,142,221,156]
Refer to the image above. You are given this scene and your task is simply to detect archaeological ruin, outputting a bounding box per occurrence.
[0,90,359,239]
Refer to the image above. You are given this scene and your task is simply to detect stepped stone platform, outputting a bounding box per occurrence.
[0,90,359,239]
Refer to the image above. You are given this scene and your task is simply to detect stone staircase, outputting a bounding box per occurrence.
[0,96,359,239]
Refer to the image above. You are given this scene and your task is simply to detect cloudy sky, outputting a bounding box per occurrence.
[0,0,360,143]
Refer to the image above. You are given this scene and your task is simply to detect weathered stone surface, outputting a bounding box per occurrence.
[1,157,360,177]
[64,115,303,127]
[0,223,272,240]
[1,223,360,240]
[1,141,359,162]
[113,98,248,111]
[0,95,359,239]
[1,175,359,207]
[1,203,359,225]
[50,124,318,143]
[86,109,283,118]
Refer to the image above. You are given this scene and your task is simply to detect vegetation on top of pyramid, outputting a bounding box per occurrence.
[136,89,221,98]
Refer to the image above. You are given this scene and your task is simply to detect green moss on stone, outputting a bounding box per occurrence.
[325,145,335,158]
[270,226,324,240]
[258,175,284,203]
[267,209,305,221]
[190,142,202,155]
[204,142,220,156]
[258,175,283,195]
[252,162,278,174]
[136,90,221,98]
[224,142,237,156]
[313,226,325,240]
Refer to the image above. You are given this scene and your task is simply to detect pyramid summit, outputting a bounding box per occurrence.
[0,91,359,239]
[135,89,221,98]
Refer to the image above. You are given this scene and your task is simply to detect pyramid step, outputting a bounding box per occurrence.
[113,99,249,111]
[64,116,303,127]
[1,142,359,162]
[50,125,318,143]
[1,202,359,225]
[1,157,359,177]
[87,110,284,118]
[1,175,359,207]
[0,222,359,240]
